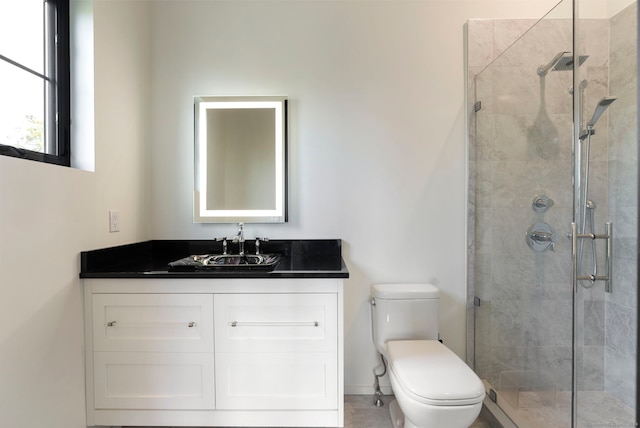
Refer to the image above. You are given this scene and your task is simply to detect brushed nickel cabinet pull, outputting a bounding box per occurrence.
[230,321,319,327]
[106,320,198,328]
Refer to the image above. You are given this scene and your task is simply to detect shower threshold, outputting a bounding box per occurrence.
[482,380,635,428]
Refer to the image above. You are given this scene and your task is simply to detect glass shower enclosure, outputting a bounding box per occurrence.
[467,0,637,426]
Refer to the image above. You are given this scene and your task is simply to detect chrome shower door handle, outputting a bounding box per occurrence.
[572,221,613,293]
[571,222,578,293]
[605,222,612,293]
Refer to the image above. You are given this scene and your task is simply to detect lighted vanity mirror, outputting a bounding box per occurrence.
[194,96,287,223]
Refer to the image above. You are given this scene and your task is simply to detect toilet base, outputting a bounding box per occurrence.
[388,397,480,428]
[389,399,404,428]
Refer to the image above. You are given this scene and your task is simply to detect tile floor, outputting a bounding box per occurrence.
[128,395,496,428]
[495,390,635,428]
[117,389,639,427]
[345,395,493,428]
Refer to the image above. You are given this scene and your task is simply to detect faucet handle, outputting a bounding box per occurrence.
[255,237,269,254]
[215,237,228,254]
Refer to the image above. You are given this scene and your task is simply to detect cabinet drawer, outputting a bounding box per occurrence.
[215,352,337,410]
[214,293,337,353]
[94,352,214,410]
[93,294,214,352]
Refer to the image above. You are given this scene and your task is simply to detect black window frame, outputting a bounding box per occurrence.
[0,0,71,167]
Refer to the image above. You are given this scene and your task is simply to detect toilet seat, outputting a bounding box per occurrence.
[386,340,485,407]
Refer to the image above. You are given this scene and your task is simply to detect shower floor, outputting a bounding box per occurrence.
[488,382,635,427]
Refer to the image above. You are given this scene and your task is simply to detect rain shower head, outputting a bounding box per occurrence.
[552,54,589,71]
[586,96,617,128]
[537,51,589,76]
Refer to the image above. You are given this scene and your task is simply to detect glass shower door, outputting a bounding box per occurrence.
[572,1,637,427]
[468,0,637,426]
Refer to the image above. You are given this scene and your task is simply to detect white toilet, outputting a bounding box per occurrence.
[371,283,485,428]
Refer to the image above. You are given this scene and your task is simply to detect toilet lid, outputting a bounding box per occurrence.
[387,340,485,406]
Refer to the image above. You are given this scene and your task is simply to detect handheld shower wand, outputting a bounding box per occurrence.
[580,96,618,139]
[587,96,617,128]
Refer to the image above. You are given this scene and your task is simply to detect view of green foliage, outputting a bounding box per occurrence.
[2,114,44,152]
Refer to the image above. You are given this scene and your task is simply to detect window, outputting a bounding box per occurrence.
[0,0,70,166]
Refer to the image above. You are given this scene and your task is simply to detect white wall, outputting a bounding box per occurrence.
[0,1,151,426]
[606,0,637,16]
[147,0,561,393]
[0,1,589,425]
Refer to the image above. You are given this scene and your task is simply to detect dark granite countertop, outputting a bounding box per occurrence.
[80,239,349,279]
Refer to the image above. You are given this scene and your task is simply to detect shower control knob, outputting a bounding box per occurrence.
[532,195,554,213]
[526,222,557,252]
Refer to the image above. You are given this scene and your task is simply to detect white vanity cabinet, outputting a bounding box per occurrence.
[83,278,344,428]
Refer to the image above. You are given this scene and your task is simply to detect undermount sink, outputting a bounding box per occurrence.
[196,254,278,266]
[168,253,281,272]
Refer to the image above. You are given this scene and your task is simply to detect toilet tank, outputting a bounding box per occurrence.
[371,283,439,355]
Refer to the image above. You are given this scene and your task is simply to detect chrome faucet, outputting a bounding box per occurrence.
[233,222,245,255]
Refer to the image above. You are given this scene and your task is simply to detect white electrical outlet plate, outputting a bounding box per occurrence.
[109,210,120,233]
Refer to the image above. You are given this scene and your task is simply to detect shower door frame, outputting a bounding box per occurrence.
[571,3,579,426]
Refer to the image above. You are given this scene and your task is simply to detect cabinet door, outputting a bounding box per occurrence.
[214,293,337,353]
[93,294,213,353]
[94,352,215,410]
[215,352,337,410]
[214,293,338,410]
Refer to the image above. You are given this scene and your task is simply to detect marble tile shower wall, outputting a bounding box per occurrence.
[467,17,611,393]
[606,2,637,409]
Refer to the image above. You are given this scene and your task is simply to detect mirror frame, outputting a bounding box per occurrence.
[194,95,288,223]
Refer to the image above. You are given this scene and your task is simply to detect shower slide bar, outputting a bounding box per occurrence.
[570,222,613,293]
